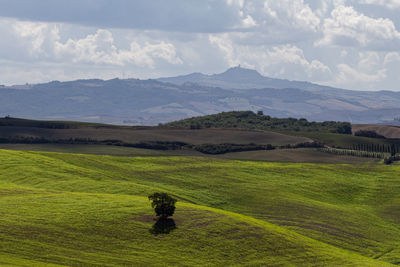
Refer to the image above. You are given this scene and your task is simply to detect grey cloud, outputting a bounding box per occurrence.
[0,0,240,33]
[1,0,400,91]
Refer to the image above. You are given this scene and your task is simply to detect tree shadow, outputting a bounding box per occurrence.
[149,217,177,235]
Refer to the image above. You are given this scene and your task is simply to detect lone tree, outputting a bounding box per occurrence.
[148,192,177,218]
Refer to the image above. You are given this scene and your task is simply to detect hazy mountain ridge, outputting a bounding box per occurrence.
[158,66,339,91]
[1,67,400,125]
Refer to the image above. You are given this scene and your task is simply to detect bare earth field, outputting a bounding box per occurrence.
[0,126,310,145]
[353,124,400,139]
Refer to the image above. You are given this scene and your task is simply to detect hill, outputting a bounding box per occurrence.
[4,115,400,162]
[165,111,400,152]
[353,124,400,139]
[0,149,396,265]
[158,65,337,91]
[2,68,400,125]
[164,111,352,134]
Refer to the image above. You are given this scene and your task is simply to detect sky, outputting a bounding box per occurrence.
[0,0,400,91]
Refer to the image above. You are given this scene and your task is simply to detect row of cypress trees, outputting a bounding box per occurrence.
[349,143,398,156]
[320,148,388,159]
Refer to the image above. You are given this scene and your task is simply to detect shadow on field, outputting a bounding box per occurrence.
[150,217,177,235]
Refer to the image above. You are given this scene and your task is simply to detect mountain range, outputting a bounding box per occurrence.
[158,65,337,91]
[1,66,400,125]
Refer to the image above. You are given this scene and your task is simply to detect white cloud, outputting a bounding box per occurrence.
[317,5,400,49]
[336,63,386,84]
[210,34,331,81]
[384,52,400,64]
[357,51,380,71]
[263,0,321,32]
[13,20,60,57]
[326,50,390,89]
[8,20,183,68]
[226,0,245,8]
[55,29,182,67]
[241,15,257,28]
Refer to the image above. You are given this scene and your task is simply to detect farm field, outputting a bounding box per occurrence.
[353,124,400,139]
[0,143,188,157]
[0,144,378,164]
[288,130,400,148]
[0,118,310,146]
[0,149,399,265]
[216,148,380,163]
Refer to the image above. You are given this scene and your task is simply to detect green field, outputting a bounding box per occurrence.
[0,144,378,164]
[216,148,380,163]
[0,149,399,265]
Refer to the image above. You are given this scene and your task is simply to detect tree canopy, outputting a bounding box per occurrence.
[165,111,352,134]
[148,192,177,218]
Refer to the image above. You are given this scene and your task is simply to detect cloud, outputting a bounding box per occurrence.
[209,34,331,81]
[336,63,386,84]
[6,19,182,68]
[384,52,400,64]
[317,5,400,50]
[263,0,321,32]
[12,20,60,58]
[241,15,257,28]
[331,52,388,89]
[55,30,182,67]
[0,59,126,85]
[0,0,242,33]
[1,1,400,91]
[0,0,320,40]
[359,0,400,9]
[357,51,380,71]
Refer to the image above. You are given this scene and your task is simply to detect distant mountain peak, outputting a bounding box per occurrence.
[219,65,262,77]
[214,65,263,80]
[157,66,338,91]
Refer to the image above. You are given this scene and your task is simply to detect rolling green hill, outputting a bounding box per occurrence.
[164,111,352,134]
[164,111,400,150]
[0,149,398,265]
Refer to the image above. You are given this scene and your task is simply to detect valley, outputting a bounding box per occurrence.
[1,112,400,265]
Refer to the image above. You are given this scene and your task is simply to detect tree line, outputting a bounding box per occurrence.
[349,143,398,156]
[164,111,352,134]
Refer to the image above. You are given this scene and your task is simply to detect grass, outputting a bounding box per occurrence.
[0,144,379,163]
[215,148,379,163]
[0,149,399,265]
[0,143,179,156]
[0,188,384,266]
